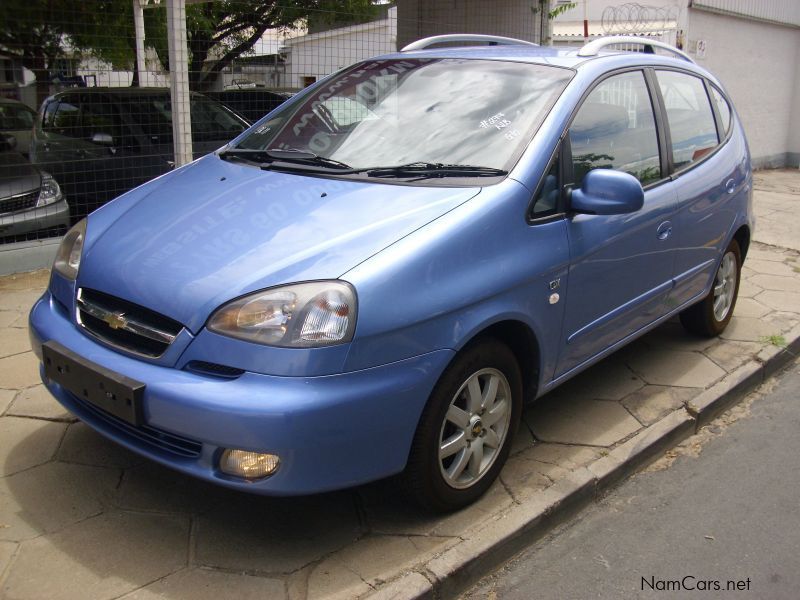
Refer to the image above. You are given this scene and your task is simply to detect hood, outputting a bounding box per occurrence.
[78,154,480,332]
[0,152,40,198]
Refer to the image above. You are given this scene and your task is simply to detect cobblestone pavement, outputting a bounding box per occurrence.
[0,170,798,600]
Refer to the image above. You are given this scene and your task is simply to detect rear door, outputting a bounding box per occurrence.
[556,69,678,377]
[654,70,745,308]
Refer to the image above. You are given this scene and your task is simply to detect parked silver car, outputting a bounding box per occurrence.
[0,134,70,241]
[0,98,37,156]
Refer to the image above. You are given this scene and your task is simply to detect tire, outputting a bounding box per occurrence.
[680,239,742,337]
[401,338,523,512]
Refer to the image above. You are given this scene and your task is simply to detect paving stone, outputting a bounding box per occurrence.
[0,352,41,390]
[369,572,433,600]
[123,568,286,600]
[703,340,763,372]
[8,384,74,421]
[756,289,800,313]
[362,477,513,538]
[57,422,141,469]
[745,247,787,262]
[748,273,800,293]
[745,258,797,277]
[540,357,644,402]
[0,311,21,328]
[733,297,771,318]
[0,389,14,415]
[0,290,42,313]
[1,511,189,600]
[0,328,30,359]
[306,560,372,600]
[509,420,535,455]
[115,461,226,514]
[501,442,603,500]
[737,279,763,299]
[0,270,49,292]
[638,321,717,352]
[0,461,119,542]
[0,416,66,477]
[627,348,726,388]
[526,397,642,447]
[0,540,16,577]
[721,315,791,343]
[194,493,361,574]
[622,385,699,426]
[332,534,451,587]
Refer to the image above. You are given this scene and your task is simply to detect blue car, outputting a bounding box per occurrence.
[29,35,753,511]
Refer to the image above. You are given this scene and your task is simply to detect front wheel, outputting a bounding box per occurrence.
[401,339,522,512]
[680,239,742,337]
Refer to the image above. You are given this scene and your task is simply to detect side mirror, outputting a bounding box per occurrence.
[91,132,114,146]
[570,169,644,215]
[0,133,18,152]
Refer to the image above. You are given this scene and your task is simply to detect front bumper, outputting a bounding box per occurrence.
[29,291,454,494]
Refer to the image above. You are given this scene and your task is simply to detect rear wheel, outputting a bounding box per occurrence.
[401,339,522,512]
[680,239,741,337]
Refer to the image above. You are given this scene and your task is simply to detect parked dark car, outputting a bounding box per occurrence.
[0,134,69,242]
[206,89,293,123]
[30,88,250,221]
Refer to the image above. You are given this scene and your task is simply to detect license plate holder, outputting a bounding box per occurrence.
[43,340,144,426]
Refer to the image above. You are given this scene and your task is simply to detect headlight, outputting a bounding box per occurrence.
[36,172,63,207]
[53,219,87,281]
[208,281,357,348]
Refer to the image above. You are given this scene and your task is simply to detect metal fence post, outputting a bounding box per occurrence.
[166,0,193,167]
[133,0,147,86]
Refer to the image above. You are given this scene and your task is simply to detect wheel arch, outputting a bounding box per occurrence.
[458,319,542,402]
[733,224,751,261]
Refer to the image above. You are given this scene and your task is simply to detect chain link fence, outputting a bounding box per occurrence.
[1,0,657,249]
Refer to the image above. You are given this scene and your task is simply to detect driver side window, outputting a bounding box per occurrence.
[569,71,661,188]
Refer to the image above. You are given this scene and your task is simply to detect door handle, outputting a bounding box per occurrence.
[725,178,736,194]
[657,221,673,241]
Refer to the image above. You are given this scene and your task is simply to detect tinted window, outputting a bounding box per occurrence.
[569,71,661,186]
[656,71,718,169]
[710,85,731,136]
[0,104,34,130]
[49,100,82,139]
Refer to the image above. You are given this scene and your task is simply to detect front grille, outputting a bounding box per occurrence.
[77,288,184,358]
[0,190,38,215]
[70,392,202,458]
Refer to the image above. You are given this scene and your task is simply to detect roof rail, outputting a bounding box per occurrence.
[577,36,694,64]
[401,34,538,52]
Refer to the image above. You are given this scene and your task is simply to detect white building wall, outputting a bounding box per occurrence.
[790,39,800,164]
[687,9,800,167]
[286,8,397,90]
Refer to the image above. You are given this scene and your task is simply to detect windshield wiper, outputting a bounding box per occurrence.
[365,162,508,179]
[218,147,353,171]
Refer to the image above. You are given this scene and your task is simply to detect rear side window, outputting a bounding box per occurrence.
[569,70,661,187]
[710,85,732,137]
[656,71,719,169]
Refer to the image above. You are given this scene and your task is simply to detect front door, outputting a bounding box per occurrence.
[556,69,677,377]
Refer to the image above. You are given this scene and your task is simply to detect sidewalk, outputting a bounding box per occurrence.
[1,169,798,600]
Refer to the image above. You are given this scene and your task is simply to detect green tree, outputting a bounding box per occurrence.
[0,1,77,106]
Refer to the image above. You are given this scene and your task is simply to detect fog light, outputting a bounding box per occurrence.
[219,449,280,480]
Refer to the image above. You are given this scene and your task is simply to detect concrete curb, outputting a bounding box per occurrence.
[367,327,800,600]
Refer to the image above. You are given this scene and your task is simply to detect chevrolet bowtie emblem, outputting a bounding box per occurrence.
[103,312,128,330]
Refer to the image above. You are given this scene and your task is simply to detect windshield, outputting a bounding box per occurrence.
[235,58,572,172]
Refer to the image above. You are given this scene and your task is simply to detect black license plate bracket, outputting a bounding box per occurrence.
[42,340,144,426]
